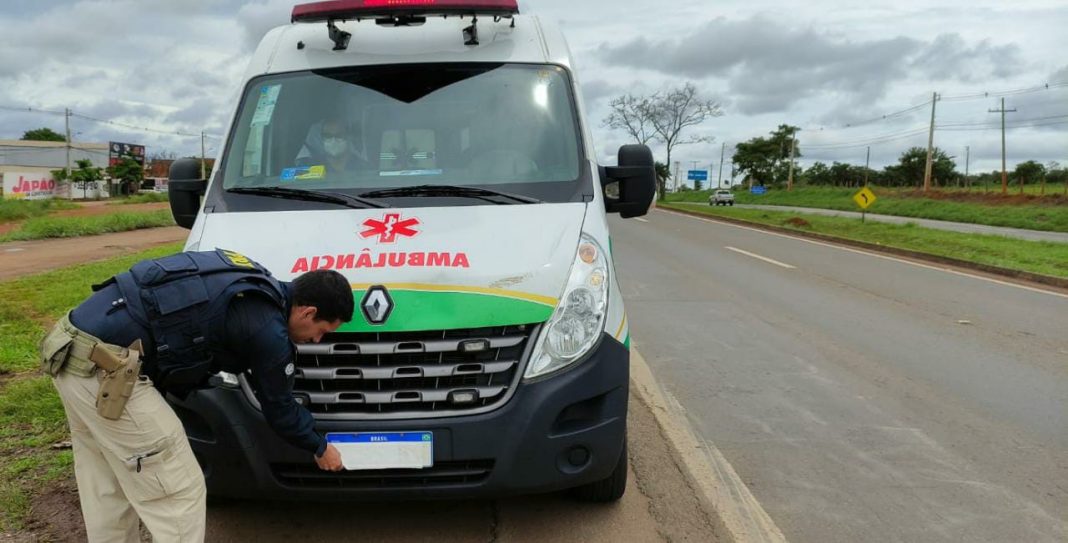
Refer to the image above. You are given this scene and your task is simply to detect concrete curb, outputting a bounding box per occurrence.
[659,204,1068,291]
[630,347,787,543]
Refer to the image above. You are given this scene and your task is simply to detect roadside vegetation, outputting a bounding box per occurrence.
[0,243,183,531]
[0,211,175,243]
[665,186,1068,233]
[0,200,78,223]
[109,192,169,205]
[661,202,1068,279]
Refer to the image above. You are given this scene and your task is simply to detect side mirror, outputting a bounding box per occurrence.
[168,158,207,230]
[602,145,656,218]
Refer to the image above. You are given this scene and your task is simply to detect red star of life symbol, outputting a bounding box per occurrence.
[361,213,420,244]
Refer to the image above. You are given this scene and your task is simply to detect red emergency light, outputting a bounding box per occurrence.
[292,0,520,23]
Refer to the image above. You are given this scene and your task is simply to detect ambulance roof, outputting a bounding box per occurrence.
[248,14,573,79]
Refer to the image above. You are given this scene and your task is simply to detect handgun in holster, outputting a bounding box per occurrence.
[91,340,143,420]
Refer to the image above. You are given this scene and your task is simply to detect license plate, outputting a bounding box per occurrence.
[326,432,434,470]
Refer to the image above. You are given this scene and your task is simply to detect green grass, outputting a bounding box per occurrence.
[663,203,1068,279]
[0,243,182,531]
[108,192,169,205]
[0,210,175,242]
[0,200,78,223]
[665,186,1068,233]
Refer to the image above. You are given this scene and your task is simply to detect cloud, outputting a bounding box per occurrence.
[237,0,293,51]
[910,34,1026,82]
[598,17,1026,116]
[580,79,617,105]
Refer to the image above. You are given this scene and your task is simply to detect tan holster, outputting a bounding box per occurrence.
[92,340,144,420]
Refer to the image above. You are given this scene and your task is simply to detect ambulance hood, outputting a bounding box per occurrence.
[194,203,587,332]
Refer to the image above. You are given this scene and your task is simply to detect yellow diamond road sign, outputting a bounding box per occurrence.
[853,187,877,210]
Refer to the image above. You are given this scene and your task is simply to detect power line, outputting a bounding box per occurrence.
[0,103,221,140]
[940,81,1068,102]
[804,126,930,149]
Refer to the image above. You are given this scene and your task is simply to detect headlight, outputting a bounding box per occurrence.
[525,234,609,379]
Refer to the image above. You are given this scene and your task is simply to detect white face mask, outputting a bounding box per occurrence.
[323,137,348,157]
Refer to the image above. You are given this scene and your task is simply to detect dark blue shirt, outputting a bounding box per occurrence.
[221,291,326,456]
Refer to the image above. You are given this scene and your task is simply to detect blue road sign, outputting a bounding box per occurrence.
[750,185,767,195]
[687,170,709,181]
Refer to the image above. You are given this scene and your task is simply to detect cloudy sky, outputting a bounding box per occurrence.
[1,0,1065,178]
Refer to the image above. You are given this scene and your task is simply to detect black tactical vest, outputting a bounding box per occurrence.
[94,249,285,396]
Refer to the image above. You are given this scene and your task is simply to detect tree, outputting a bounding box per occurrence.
[732,125,800,187]
[804,161,831,186]
[604,84,723,200]
[603,95,656,146]
[53,159,104,199]
[654,161,671,191]
[1012,160,1046,194]
[884,147,957,187]
[648,83,723,200]
[1045,162,1067,195]
[21,127,67,142]
[107,158,145,197]
[148,150,179,162]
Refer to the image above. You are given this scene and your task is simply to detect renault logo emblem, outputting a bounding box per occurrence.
[361,286,393,325]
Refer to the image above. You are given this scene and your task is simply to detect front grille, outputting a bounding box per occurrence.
[289,324,537,419]
[271,460,493,489]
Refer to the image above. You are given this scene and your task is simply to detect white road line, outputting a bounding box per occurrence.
[659,208,1068,300]
[635,217,650,223]
[725,246,796,269]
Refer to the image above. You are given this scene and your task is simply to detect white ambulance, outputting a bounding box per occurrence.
[167,0,654,502]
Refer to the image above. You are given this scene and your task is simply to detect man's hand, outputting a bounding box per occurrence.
[315,443,343,472]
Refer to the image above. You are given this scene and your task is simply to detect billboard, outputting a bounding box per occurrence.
[3,172,56,200]
[109,141,146,167]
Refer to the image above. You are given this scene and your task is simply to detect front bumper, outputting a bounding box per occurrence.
[169,334,629,500]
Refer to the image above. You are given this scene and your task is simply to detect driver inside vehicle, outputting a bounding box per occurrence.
[297,118,371,174]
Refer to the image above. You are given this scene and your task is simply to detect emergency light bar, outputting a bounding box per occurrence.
[292,0,520,23]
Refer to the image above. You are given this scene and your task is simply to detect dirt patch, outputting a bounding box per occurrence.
[899,189,1067,206]
[24,478,85,543]
[0,226,187,282]
[783,217,812,228]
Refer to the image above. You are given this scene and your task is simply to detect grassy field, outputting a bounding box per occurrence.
[665,187,1068,233]
[0,243,183,530]
[108,192,169,205]
[0,200,78,223]
[0,210,175,242]
[662,202,1068,279]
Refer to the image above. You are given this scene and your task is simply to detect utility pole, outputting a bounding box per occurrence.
[786,132,797,191]
[718,142,726,188]
[964,146,970,188]
[65,108,73,200]
[923,92,938,192]
[673,161,680,194]
[989,97,1016,194]
[200,131,207,180]
[864,146,871,187]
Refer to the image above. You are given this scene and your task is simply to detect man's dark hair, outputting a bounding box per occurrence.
[291,270,354,323]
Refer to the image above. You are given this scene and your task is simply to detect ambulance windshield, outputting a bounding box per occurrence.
[220,63,587,205]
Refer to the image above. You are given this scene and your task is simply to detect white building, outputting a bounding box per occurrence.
[0,140,109,199]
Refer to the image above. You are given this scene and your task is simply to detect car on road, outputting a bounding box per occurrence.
[164,0,655,505]
[709,189,735,206]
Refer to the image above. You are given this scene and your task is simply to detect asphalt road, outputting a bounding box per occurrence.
[733,204,1068,244]
[611,209,1068,542]
[201,389,723,543]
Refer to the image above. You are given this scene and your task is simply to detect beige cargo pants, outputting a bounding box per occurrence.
[53,369,206,542]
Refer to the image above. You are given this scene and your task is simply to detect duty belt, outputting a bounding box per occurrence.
[57,314,129,378]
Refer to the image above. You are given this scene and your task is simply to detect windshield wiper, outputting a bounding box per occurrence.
[358,184,541,205]
[227,186,390,209]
